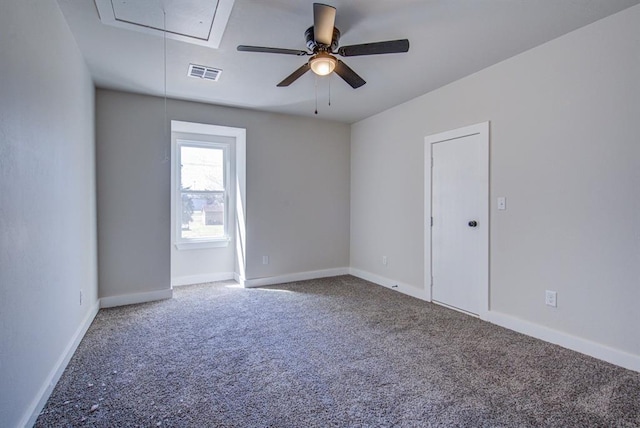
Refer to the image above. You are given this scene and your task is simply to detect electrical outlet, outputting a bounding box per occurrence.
[497,197,507,210]
[382,256,387,266]
[545,290,557,307]
[262,256,269,265]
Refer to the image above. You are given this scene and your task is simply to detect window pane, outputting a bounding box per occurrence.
[180,192,225,239]
[180,146,224,192]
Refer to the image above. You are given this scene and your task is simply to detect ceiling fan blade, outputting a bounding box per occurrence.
[334,60,366,89]
[338,39,410,57]
[237,45,308,56]
[313,3,336,46]
[277,63,311,87]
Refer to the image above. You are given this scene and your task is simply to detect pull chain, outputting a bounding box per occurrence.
[162,7,170,163]
[328,76,331,106]
[163,8,167,135]
[314,74,318,115]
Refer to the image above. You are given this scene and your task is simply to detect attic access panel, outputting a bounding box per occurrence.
[95,0,235,48]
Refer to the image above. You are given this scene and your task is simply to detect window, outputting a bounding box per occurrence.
[170,120,245,260]
[176,140,230,248]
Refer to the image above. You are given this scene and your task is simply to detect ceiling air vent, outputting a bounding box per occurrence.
[188,64,222,81]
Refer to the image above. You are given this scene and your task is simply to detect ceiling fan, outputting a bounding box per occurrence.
[237,3,410,89]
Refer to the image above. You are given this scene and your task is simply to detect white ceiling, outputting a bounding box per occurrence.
[56,0,639,123]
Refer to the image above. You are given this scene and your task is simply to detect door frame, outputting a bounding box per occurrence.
[424,121,490,319]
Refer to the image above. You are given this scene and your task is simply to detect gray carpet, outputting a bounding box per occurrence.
[37,276,640,427]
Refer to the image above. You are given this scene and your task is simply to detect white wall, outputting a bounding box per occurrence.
[96,90,350,301]
[0,1,98,426]
[351,5,640,363]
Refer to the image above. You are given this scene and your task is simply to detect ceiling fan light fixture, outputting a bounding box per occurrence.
[237,3,409,89]
[309,53,337,76]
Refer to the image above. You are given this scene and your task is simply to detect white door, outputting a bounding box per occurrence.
[429,124,488,316]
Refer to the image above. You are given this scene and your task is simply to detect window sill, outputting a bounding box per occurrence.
[175,238,230,251]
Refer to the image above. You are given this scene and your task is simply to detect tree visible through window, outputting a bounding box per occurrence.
[178,142,228,241]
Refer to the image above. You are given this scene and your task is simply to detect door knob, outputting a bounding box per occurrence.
[468,220,478,227]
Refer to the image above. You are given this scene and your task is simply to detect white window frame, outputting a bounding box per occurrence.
[175,139,231,250]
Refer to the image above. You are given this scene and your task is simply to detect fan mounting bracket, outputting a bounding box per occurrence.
[305,26,341,53]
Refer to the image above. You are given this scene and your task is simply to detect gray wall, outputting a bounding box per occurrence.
[0,1,98,426]
[350,5,640,357]
[96,90,350,299]
[96,91,171,299]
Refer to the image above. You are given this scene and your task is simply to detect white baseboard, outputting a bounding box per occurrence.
[23,300,100,427]
[171,272,235,287]
[100,288,173,308]
[243,267,350,288]
[347,269,639,373]
[234,272,245,287]
[349,268,429,301]
[486,311,640,373]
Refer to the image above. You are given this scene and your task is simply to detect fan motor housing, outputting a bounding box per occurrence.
[305,26,340,52]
